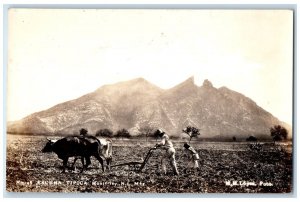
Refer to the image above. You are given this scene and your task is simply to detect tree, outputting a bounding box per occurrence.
[95,128,113,138]
[115,129,131,139]
[246,136,257,142]
[79,128,88,136]
[139,126,155,142]
[182,126,201,142]
[270,125,288,142]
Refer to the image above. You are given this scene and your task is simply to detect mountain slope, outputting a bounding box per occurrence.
[7,77,291,140]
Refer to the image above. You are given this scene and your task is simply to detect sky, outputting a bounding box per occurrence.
[7,9,293,125]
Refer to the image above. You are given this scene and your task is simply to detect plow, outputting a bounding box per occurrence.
[110,147,157,172]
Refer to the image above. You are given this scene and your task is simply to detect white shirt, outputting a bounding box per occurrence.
[157,134,174,149]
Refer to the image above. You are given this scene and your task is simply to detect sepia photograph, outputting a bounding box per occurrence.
[5,8,293,194]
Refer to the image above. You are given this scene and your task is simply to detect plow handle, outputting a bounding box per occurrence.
[138,147,157,172]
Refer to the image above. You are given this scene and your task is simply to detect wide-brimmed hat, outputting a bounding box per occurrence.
[154,129,165,137]
[158,129,164,134]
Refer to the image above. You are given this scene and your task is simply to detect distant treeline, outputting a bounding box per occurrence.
[7,124,290,142]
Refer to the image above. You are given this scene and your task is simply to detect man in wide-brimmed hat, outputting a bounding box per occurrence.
[154,129,179,175]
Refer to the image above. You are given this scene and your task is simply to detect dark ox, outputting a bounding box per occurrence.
[42,135,112,173]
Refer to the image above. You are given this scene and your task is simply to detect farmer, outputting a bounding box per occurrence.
[154,129,179,175]
[183,143,200,171]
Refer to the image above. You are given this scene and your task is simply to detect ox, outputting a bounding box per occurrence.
[42,135,107,173]
[72,138,112,170]
[98,138,112,170]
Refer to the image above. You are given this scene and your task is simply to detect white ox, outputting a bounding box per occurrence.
[98,138,113,170]
[72,138,112,170]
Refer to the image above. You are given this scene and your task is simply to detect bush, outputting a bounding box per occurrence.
[270,125,288,142]
[246,136,257,142]
[115,129,131,139]
[95,128,113,137]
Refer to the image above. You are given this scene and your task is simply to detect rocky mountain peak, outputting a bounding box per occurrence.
[185,76,195,84]
[7,76,291,140]
[171,76,195,89]
[127,77,149,85]
[202,79,213,88]
[164,76,197,98]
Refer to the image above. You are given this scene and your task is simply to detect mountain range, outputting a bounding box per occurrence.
[7,77,291,140]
